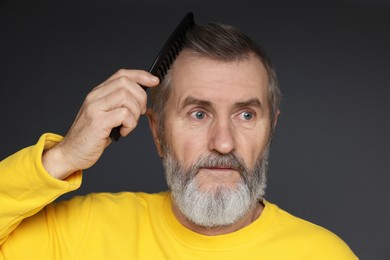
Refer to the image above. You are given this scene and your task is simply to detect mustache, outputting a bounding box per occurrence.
[188,153,248,177]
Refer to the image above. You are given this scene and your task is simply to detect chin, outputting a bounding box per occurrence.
[172,179,254,228]
[197,182,240,194]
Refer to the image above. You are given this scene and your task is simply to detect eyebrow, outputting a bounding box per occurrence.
[180,96,263,111]
[234,98,263,111]
[181,96,212,110]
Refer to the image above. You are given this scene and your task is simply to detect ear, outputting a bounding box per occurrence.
[272,109,281,130]
[146,108,164,157]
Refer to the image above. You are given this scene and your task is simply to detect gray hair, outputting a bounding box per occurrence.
[150,23,282,145]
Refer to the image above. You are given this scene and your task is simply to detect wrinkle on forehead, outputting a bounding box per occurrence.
[167,51,270,115]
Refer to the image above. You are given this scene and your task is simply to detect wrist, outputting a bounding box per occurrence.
[42,144,76,180]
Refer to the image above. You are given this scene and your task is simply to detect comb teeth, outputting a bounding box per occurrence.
[158,45,181,79]
[149,12,195,81]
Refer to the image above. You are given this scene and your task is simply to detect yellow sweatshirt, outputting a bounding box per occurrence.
[0,134,357,259]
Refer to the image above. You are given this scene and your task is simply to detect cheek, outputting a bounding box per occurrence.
[166,123,208,169]
[236,129,271,169]
[236,140,258,169]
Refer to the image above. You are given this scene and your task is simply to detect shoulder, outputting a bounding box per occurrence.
[48,191,170,228]
[87,191,169,205]
[50,191,170,216]
[264,201,358,259]
[79,191,170,215]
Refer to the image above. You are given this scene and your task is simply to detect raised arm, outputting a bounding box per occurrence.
[42,69,159,179]
[0,69,159,253]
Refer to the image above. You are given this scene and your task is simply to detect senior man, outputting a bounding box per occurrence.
[0,23,357,259]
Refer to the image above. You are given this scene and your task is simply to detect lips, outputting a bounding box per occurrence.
[199,167,241,176]
[202,166,237,171]
[191,152,247,176]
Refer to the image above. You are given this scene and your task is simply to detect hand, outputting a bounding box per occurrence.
[42,69,159,180]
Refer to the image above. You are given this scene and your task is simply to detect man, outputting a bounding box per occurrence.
[0,23,357,259]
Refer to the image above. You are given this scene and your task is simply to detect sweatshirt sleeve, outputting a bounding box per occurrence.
[0,133,82,245]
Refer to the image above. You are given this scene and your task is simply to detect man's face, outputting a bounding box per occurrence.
[163,51,272,187]
[149,50,275,227]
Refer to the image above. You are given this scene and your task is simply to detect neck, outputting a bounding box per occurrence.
[171,200,264,236]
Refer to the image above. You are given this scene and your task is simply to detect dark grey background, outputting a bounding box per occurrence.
[1,0,389,258]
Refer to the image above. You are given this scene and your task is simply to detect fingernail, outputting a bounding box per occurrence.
[150,76,159,82]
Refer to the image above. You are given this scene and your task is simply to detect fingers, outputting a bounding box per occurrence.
[89,89,144,136]
[95,80,146,114]
[83,69,160,137]
[89,69,159,108]
[44,69,160,180]
[99,69,159,91]
[103,107,138,137]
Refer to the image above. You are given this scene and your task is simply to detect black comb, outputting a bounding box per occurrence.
[110,12,195,141]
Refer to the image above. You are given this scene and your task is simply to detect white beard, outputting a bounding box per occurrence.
[163,147,269,228]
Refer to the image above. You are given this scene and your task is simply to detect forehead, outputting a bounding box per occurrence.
[169,50,269,107]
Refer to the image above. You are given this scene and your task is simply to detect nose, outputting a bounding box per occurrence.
[207,117,236,154]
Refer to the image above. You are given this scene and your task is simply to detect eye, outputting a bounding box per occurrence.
[240,111,254,120]
[191,111,206,120]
